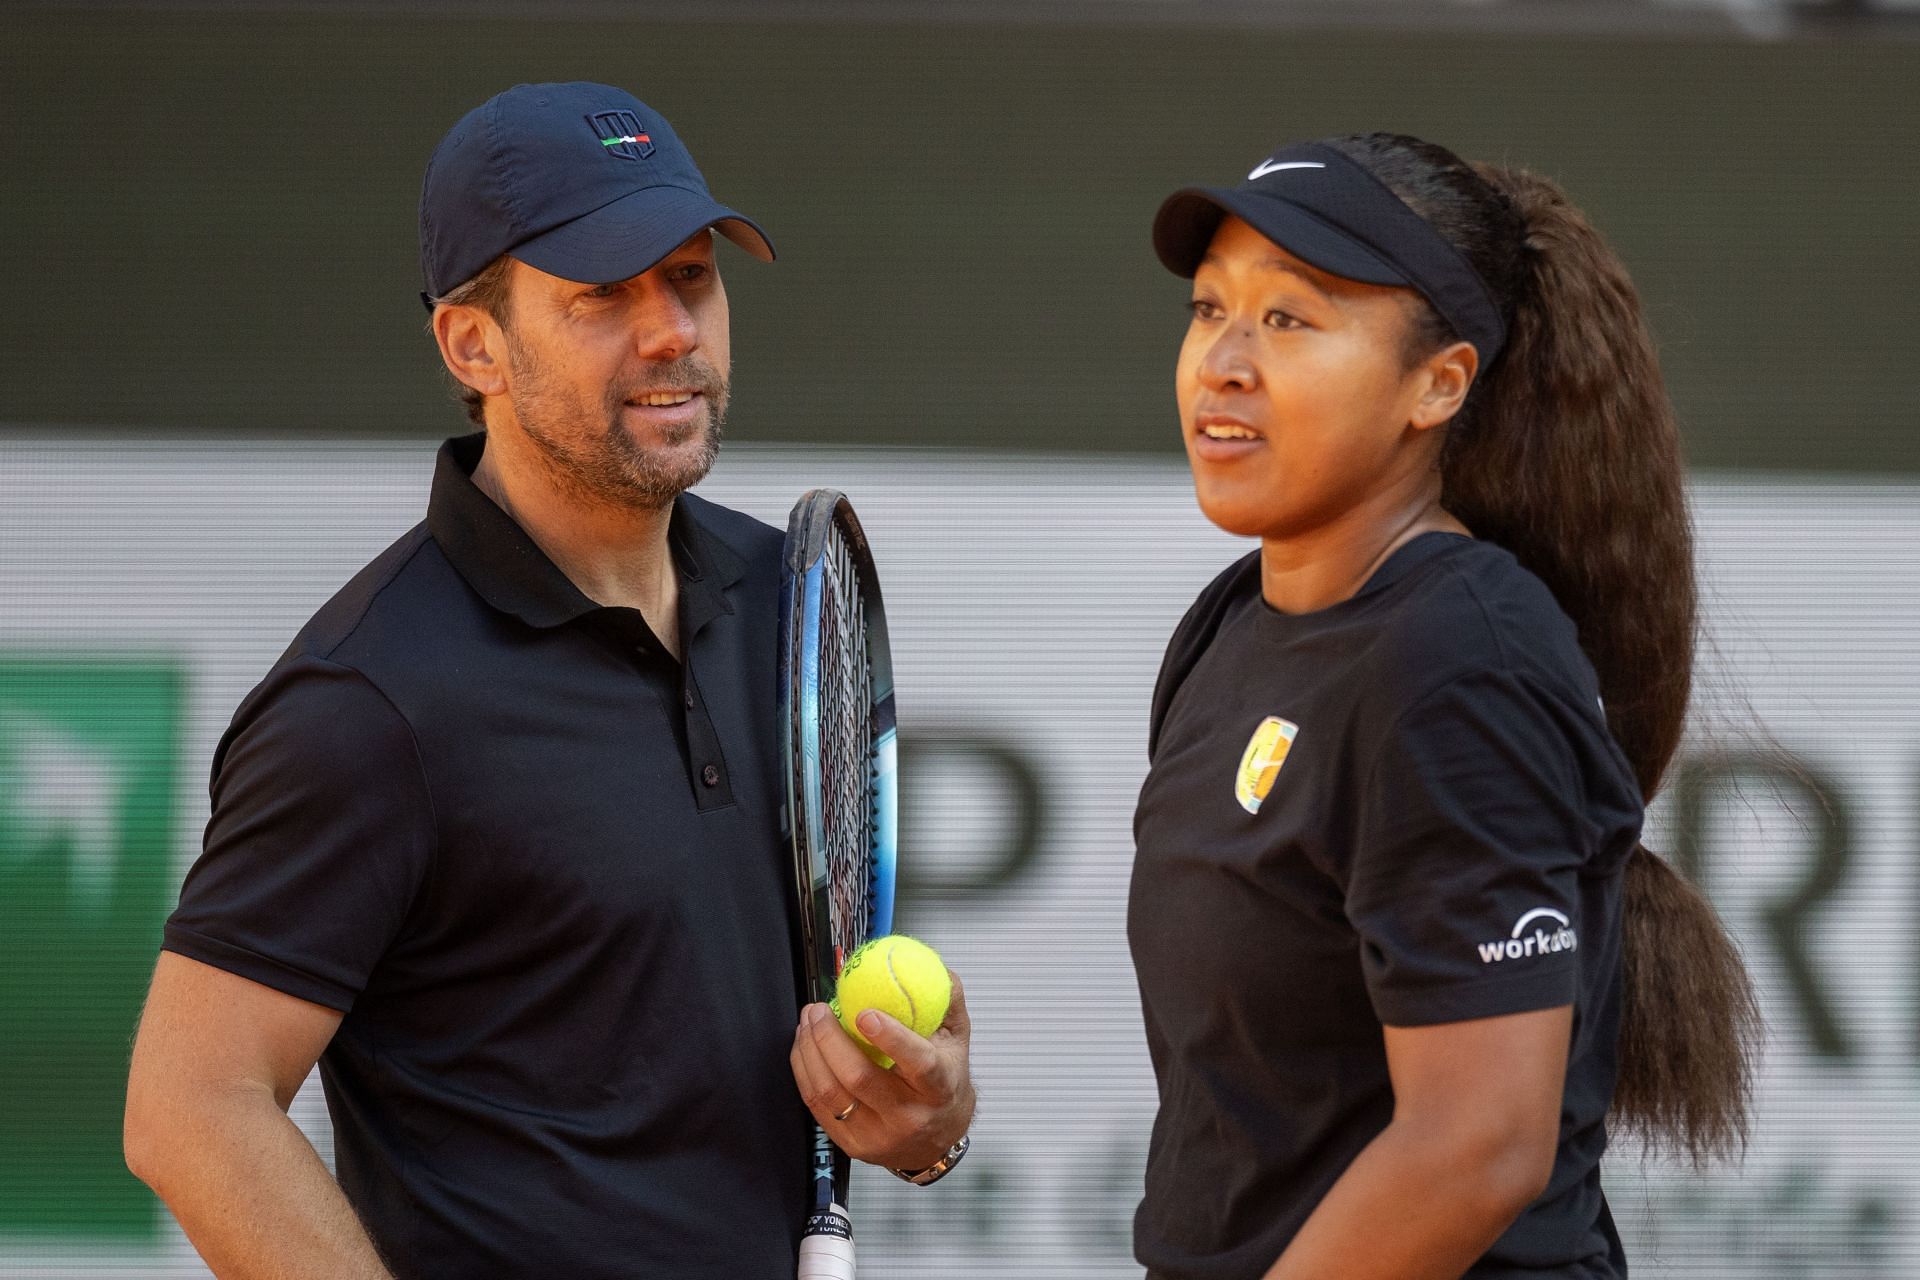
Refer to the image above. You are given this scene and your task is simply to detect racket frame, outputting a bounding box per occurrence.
[778,490,899,1265]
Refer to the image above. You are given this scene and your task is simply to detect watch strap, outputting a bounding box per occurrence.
[890,1133,969,1186]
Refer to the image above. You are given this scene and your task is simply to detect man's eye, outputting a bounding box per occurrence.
[584,283,619,299]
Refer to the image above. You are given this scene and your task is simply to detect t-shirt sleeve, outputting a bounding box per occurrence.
[163,654,435,1012]
[1148,551,1261,760]
[1345,667,1602,1028]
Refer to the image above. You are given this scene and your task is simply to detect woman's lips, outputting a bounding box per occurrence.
[1192,412,1264,462]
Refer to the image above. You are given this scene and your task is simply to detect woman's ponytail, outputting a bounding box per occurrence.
[1326,134,1762,1164]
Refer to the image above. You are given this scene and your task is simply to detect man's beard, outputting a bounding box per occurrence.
[503,328,729,512]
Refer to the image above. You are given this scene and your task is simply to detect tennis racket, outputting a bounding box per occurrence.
[779,489,899,1280]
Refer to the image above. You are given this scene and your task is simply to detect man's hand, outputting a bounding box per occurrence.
[789,969,975,1172]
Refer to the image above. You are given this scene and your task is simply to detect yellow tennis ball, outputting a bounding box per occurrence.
[829,935,951,1069]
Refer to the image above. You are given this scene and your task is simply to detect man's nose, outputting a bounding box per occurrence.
[630,282,699,363]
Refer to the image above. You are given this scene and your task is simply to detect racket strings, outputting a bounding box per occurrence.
[818,529,876,957]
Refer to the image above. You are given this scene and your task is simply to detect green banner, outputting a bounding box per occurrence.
[0,657,182,1241]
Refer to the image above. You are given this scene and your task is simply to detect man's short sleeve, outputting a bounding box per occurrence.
[163,654,435,1011]
[1346,667,1601,1028]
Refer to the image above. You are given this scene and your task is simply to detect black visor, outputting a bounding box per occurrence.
[1153,142,1506,363]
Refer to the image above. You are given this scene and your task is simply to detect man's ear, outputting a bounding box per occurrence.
[433,304,509,401]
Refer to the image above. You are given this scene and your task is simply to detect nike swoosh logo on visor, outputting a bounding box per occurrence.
[1247,160,1326,180]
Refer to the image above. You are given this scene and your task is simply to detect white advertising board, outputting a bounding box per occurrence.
[0,440,1913,1277]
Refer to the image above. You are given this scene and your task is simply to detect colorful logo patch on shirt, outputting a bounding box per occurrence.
[1234,716,1298,814]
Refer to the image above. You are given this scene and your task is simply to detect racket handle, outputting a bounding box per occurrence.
[798,1203,856,1279]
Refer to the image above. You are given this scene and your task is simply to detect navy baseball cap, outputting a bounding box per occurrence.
[419,81,774,307]
[1154,141,1506,362]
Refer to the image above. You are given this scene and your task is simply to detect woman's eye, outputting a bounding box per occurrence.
[1266,309,1304,331]
[1186,299,1221,321]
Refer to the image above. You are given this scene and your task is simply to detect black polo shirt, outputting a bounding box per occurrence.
[164,433,809,1278]
[1129,533,1643,1280]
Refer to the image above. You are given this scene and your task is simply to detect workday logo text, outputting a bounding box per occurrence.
[1478,907,1577,965]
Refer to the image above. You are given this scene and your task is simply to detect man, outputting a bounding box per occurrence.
[123,82,974,1279]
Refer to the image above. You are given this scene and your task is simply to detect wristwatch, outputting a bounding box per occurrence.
[890,1133,970,1186]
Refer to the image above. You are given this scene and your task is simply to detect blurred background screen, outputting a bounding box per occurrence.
[3,2,1917,1276]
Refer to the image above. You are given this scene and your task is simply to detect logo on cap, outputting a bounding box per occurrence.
[590,110,654,161]
[1247,159,1326,181]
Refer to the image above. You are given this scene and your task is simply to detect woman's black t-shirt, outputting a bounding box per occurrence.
[1129,533,1644,1280]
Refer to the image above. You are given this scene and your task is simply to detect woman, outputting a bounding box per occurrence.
[1127,134,1761,1280]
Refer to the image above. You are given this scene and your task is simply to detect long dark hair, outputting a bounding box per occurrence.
[1322,133,1761,1164]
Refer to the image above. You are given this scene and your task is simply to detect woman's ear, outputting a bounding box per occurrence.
[1409,339,1479,432]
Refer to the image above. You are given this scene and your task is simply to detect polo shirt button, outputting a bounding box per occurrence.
[702,763,720,787]
[684,690,695,709]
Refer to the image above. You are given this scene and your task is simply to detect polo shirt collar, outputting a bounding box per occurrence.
[427,432,745,634]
